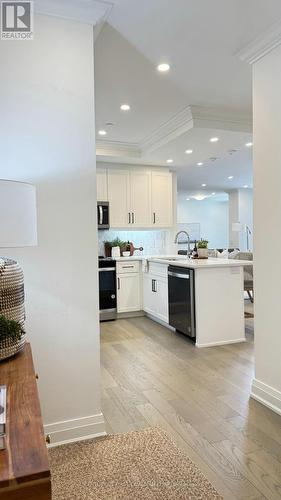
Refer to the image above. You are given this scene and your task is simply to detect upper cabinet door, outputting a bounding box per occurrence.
[130,170,151,227]
[151,171,173,227]
[108,169,130,227]
[97,168,108,202]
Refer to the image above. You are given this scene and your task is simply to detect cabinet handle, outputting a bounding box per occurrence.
[153,212,156,224]
[152,279,157,292]
[122,265,134,269]
[117,277,120,290]
[132,212,135,224]
[128,213,131,224]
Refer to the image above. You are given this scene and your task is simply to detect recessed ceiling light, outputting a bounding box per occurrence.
[166,158,173,163]
[210,137,219,143]
[193,195,207,201]
[245,142,253,147]
[197,162,204,166]
[186,198,190,201]
[243,185,249,188]
[120,104,130,111]
[98,129,107,136]
[157,63,170,72]
[185,149,193,154]
[212,192,216,195]
[201,183,207,187]
[228,176,234,180]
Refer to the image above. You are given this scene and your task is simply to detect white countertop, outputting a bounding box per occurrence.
[113,254,253,269]
[149,257,253,269]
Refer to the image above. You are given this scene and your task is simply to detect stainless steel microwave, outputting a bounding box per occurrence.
[97,202,109,230]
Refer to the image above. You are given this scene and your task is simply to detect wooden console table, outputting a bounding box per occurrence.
[0,343,51,499]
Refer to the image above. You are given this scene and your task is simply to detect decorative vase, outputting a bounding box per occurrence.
[197,248,208,259]
[0,258,26,360]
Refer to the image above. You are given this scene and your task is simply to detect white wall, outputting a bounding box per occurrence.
[0,14,104,443]
[251,44,281,415]
[177,193,229,249]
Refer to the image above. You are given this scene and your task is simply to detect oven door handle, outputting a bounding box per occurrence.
[99,268,116,272]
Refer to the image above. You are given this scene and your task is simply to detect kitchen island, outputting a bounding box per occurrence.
[145,256,253,348]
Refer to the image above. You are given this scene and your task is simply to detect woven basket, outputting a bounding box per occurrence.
[0,334,26,361]
[0,258,26,361]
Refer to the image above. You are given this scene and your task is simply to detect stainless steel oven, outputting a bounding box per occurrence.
[97,202,109,230]
[99,258,117,321]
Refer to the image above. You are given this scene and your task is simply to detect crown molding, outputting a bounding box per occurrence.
[191,105,252,132]
[96,140,141,158]
[238,20,281,64]
[35,0,113,26]
[96,105,252,162]
[140,106,193,154]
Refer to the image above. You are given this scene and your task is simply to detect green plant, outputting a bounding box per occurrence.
[0,315,25,342]
[104,238,126,249]
[198,239,208,249]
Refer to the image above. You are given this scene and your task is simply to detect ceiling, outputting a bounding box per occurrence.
[94,0,281,191]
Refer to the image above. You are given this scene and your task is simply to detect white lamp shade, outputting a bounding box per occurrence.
[0,180,37,248]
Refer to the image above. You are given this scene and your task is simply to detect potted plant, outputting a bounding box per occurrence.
[197,239,209,259]
[104,238,127,257]
[0,315,26,361]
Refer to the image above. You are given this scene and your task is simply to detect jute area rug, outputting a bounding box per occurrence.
[49,427,222,499]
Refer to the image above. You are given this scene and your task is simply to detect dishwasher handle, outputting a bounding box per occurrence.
[168,271,190,279]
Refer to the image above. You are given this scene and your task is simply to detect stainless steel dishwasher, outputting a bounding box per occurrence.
[168,265,196,340]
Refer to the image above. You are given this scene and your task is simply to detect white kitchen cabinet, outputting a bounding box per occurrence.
[143,272,169,323]
[106,167,173,229]
[97,168,108,201]
[129,170,151,227]
[117,273,141,313]
[151,171,172,227]
[107,169,130,227]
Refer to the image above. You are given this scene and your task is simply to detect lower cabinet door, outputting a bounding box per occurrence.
[117,273,141,313]
[143,274,168,323]
[143,274,157,316]
[156,279,169,323]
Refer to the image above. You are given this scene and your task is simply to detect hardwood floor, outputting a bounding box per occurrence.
[100,305,281,500]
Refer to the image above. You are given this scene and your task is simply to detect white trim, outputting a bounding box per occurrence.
[44,412,106,447]
[251,379,281,416]
[238,20,281,65]
[96,140,141,158]
[196,338,246,348]
[140,107,193,154]
[96,105,252,162]
[145,313,174,331]
[191,105,252,132]
[35,0,113,26]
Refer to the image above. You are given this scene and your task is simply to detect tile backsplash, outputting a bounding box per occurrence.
[98,230,169,257]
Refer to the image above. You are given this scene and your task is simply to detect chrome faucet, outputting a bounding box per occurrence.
[174,231,191,257]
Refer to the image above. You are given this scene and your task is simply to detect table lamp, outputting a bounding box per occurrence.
[0,180,37,360]
[232,222,252,251]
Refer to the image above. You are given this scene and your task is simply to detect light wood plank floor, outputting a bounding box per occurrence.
[101,304,281,500]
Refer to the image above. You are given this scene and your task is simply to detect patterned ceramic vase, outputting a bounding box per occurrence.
[0,258,26,360]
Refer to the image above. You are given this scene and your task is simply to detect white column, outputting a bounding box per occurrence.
[0,14,105,443]
[251,44,281,415]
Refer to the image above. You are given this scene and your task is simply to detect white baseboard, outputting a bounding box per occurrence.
[196,338,246,348]
[45,412,106,447]
[251,379,281,416]
[145,313,175,331]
